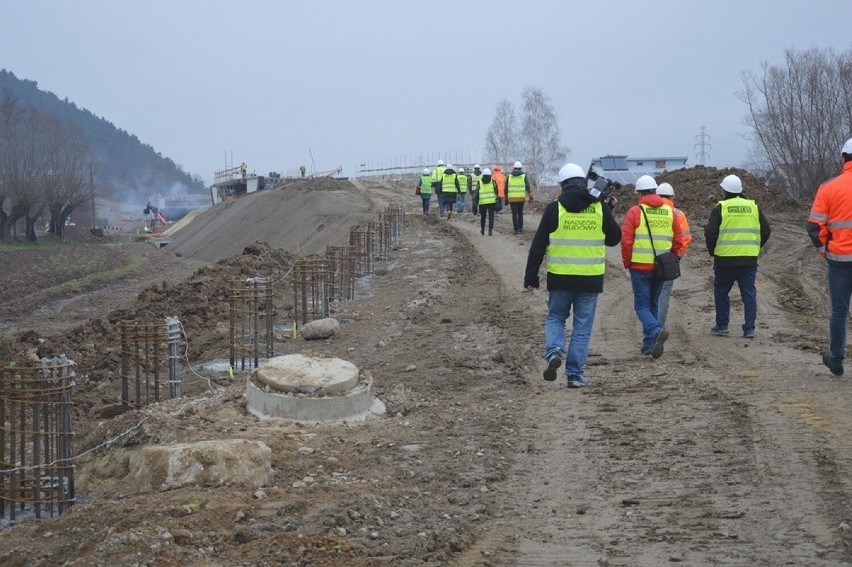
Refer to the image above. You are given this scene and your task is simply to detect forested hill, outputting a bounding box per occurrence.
[0,69,206,200]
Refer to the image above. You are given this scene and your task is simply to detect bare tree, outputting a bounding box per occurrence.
[484,99,518,167]
[518,88,568,187]
[0,92,92,241]
[740,46,852,198]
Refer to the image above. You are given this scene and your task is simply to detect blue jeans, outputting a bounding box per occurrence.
[456,194,466,213]
[544,290,599,382]
[421,195,431,214]
[630,270,665,350]
[713,265,757,332]
[657,279,674,328]
[827,262,852,363]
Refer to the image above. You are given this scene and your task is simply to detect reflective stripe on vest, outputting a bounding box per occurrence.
[441,172,458,193]
[419,175,432,195]
[547,201,606,276]
[478,180,497,205]
[716,197,760,257]
[630,204,674,264]
[507,173,526,199]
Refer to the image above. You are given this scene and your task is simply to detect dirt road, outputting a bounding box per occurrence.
[1,177,850,566]
[364,179,852,565]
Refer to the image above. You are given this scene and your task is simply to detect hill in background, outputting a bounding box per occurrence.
[0,69,207,203]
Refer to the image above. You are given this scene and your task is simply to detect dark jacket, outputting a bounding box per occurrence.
[704,193,771,267]
[524,184,621,293]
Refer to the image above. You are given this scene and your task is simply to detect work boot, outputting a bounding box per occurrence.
[488,229,493,236]
[481,228,485,235]
[650,329,669,359]
[710,325,729,336]
[567,375,587,388]
[543,354,562,382]
[822,352,844,376]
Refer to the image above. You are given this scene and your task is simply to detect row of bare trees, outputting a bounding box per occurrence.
[0,92,92,242]
[484,87,569,187]
[740,46,852,199]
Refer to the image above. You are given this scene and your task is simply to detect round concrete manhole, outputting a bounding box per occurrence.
[246,354,385,423]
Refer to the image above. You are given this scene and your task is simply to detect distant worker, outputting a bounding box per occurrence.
[507,161,532,234]
[654,182,692,327]
[456,167,469,214]
[704,174,771,339]
[439,163,460,219]
[476,168,499,236]
[432,159,446,216]
[492,164,507,213]
[417,168,433,216]
[524,163,622,388]
[470,164,483,216]
[300,164,306,178]
[240,162,247,179]
[807,137,852,376]
[621,175,686,358]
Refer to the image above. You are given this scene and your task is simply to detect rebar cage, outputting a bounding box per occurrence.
[229,277,275,372]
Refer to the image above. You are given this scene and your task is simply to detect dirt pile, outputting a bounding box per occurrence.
[167,178,372,263]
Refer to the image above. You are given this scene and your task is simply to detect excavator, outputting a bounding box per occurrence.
[142,201,169,233]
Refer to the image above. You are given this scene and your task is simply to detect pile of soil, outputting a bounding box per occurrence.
[168,178,372,263]
[530,166,807,223]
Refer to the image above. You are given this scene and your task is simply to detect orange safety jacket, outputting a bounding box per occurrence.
[808,161,852,261]
[660,196,693,254]
[492,167,507,199]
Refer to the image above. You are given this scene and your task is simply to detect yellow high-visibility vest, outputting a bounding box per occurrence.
[630,204,674,264]
[547,202,606,276]
[716,197,760,257]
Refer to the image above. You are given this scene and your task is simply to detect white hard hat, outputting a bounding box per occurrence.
[720,174,743,194]
[558,163,585,183]
[634,175,658,192]
[422,168,430,175]
[458,167,465,173]
[656,182,674,196]
[446,163,454,170]
[513,161,523,169]
[482,168,491,175]
[474,163,481,169]
[842,138,852,154]
[437,159,445,165]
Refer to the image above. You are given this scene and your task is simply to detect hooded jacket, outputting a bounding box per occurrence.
[621,193,687,271]
[524,184,621,293]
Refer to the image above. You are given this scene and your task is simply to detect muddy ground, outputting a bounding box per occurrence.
[0,173,851,566]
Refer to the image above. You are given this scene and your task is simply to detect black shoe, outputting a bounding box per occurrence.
[743,328,755,339]
[640,347,652,356]
[710,324,729,336]
[480,228,485,235]
[543,355,562,381]
[651,329,669,359]
[823,352,844,376]
[488,229,493,236]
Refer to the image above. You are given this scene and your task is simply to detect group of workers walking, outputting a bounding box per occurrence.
[524,161,773,388]
[416,160,534,235]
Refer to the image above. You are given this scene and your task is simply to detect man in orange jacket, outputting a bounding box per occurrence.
[621,175,686,358]
[655,182,692,327]
[807,137,852,376]
[492,164,507,213]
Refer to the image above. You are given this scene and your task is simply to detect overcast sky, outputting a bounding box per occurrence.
[1,0,851,185]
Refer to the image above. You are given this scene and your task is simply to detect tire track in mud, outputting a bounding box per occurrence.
[444,201,852,565]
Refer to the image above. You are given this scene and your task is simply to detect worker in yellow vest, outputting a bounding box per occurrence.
[439,164,460,219]
[507,161,532,234]
[476,168,499,235]
[417,168,433,216]
[432,160,446,216]
[621,175,687,359]
[470,164,483,216]
[524,163,621,388]
[704,174,771,338]
[456,167,469,214]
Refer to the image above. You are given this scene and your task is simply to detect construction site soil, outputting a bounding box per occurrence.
[1,169,851,566]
